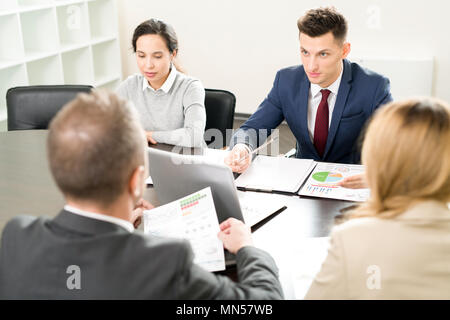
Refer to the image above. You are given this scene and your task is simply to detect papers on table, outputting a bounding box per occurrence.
[143,187,225,272]
[237,190,286,227]
[298,162,370,202]
[235,155,315,193]
[200,147,230,164]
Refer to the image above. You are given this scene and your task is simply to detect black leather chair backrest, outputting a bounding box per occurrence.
[6,85,93,131]
[204,89,236,148]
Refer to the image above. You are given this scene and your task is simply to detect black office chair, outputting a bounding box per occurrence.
[6,85,93,131]
[204,88,236,148]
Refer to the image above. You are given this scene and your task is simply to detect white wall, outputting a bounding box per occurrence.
[117,0,450,114]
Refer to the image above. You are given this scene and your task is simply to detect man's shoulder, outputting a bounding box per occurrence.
[1,215,47,246]
[271,65,306,88]
[3,215,44,233]
[347,59,389,83]
[277,64,305,76]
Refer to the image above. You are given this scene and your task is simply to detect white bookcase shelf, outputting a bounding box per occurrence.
[92,39,120,84]
[62,46,93,84]
[0,0,122,123]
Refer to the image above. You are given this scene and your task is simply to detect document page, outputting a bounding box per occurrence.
[299,162,370,202]
[237,190,286,226]
[143,187,225,272]
[235,155,316,193]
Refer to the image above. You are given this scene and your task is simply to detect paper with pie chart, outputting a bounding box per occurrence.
[298,162,370,202]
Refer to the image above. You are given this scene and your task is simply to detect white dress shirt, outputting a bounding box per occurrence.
[142,65,177,93]
[64,205,135,233]
[307,64,343,142]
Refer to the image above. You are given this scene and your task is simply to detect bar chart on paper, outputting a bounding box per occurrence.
[143,187,226,272]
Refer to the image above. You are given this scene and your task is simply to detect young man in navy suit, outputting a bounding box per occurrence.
[226,6,393,176]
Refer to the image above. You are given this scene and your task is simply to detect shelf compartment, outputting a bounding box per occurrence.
[61,46,94,85]
[0,0,18,14]
[17,0,52,12]
[20,8,59,58]
[0,64,28,121]
[0,13,24,66]
[56,2,90,49]
[54,0,84,7]
[88,0,116,39]
[26,55,63,85]
[91,39,120,83]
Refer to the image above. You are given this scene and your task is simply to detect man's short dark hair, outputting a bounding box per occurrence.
[47,91,146,205]
[297,7,348,42]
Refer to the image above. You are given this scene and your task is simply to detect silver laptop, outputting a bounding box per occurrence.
[147,147,245,224]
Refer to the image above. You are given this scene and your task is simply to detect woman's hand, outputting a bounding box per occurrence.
[337,173,368,189]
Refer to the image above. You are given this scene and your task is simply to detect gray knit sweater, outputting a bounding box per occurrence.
[116,68,206,147]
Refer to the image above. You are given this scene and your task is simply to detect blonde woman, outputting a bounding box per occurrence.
[305,97,450,299]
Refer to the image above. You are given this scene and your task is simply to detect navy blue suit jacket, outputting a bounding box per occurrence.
[231,59,393,163]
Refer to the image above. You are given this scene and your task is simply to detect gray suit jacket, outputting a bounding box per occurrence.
[0,210,284,299]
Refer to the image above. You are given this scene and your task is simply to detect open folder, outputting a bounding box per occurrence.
[235,155,316,193]
[235,156,370,202]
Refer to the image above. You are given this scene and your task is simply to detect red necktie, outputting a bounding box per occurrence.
[313,89,331,158]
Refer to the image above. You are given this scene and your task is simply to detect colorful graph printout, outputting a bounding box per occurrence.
[299,162,370,202]
[143,187,225,272]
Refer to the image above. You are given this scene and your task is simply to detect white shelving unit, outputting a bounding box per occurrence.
[0,0,122,124]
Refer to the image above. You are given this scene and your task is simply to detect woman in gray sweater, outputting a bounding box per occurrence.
[117,19,206,147]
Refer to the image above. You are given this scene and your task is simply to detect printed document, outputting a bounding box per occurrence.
[143,187,225,272]
[299,162,370,202]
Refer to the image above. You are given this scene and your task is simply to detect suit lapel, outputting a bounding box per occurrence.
[323,59,352,159]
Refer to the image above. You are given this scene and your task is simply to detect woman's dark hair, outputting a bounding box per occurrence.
[132,19,178,53]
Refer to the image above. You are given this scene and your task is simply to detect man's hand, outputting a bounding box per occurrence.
[217,218,253,254]
[337,173,368,189]
[132,199,154,229]
[146,131,157,145]
[224,144,252,173]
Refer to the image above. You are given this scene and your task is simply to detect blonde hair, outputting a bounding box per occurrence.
[353,97,450,219]
[47,90,146,205]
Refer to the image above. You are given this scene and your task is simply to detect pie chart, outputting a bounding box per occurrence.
[312,171,343,183]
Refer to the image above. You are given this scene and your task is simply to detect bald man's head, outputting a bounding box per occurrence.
[47,90,146,205]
